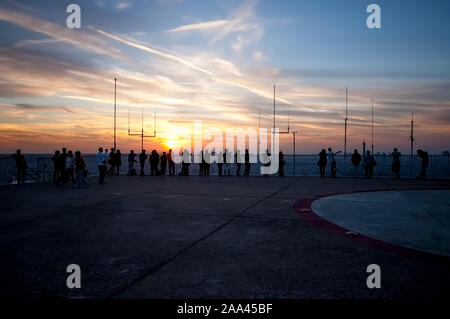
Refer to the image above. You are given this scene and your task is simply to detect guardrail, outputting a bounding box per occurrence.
[1,154,449,184]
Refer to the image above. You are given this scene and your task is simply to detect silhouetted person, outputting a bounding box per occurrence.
[59,147,68,184]
[168,149,175,176]
[204,149,211,176]
[52,150,61,185]
[391,148,401,178]
[235,150,242,176]
[263,150,271,177]
[417,149,429,180]
[66,150,75,184]
[351,149,361,177]
[217,150,224,176]
[278,151,285,176]
[160,152,168,176]
[12,149,27,184]
[318,149,327,178]
[244,149,251,176]
[96,147,107,184]
[199,150,205,176]
[223,149,231,176]
[181,149,190,176]
[75,151,88,189]
[116,149,122,175]
[128,150,137,176]
[139,150,147,176]
[328,148,341,178]
[108,148,116,176]
[104,148,109,176]
[150,150,159,176]
[364,150,376,178]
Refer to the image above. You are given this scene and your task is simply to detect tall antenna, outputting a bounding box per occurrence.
[371,98,374,154]
[273,84,276,131]
[410,112,414,156]
[259,108,261,129]
[287,110,290,132]
[292,130,298,175]
[344,87,348,156]
[113,77,117,150]
[128,107,157,152]
[344,87,348,175]
[273,85,290,134]
[258,108,261,146]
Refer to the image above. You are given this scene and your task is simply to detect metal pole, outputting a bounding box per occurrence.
[273,84,276,131]
[292,131,297,176]
[412,112,414,156]
[114,78,117,150]
[258,108,261,148]
[344,87,348,175]
[141,107,144,152]
[371,98,374,154]
[410,112,414,176]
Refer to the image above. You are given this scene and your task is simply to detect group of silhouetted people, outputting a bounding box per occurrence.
[10,146,432,185]
[317,147,429,180]
[51,147,90,188]
[130,149,171,177]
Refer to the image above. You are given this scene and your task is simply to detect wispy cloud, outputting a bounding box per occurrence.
[167,20,228,32]
[13,104,75,113]
[0,6,125,60]
[12,38,62,48]
[167,0,263,52]
[89,26,216,76]
[116,2,132,10]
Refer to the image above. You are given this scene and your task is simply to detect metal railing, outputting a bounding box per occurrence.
[1,154,449,185]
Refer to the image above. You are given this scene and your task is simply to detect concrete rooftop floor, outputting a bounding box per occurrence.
[0,175,449,299]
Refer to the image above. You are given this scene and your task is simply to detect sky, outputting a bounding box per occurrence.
[0,0,449,154]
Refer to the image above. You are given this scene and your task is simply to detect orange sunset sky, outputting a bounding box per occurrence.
[0,0,449,154]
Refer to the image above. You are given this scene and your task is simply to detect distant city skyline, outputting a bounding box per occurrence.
[0,0,449,154]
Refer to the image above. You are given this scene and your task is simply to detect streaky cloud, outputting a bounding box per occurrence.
[89,26,216,76]
[167,20,228,32]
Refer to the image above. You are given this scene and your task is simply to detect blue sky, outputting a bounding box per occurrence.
[0,0,449,153]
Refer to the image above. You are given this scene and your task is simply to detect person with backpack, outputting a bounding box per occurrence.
[364,150,376,178]
[351,149,362,177]
[75,151,88,189]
